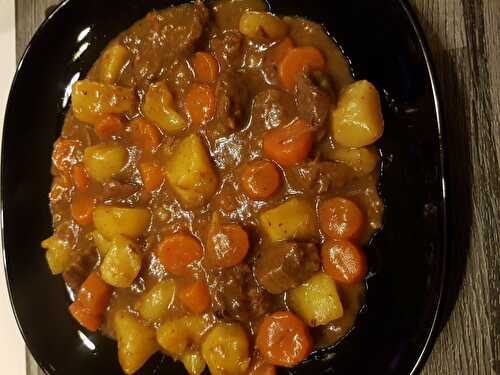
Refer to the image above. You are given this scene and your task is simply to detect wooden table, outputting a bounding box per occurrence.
[15,0,499,374]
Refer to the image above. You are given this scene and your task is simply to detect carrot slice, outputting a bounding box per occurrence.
[95,114,124,141]
[256,311,312,367]
[156,233,203,276]
[192,52,219,83]
[321,239,367,284]
[130,118,162,152]
[249,354,277,375]
[179,280,211,314]
[278,46,326,89]
[241,160,282,200]
[70,193,95,226]
[185,83,216,127]
[72,163,90,192]
[139,161,164,192]
[265,37,294,67]
[319,197,364,240]
[207,223,249,268]
[263,120,313,168]
[69,272,113,332]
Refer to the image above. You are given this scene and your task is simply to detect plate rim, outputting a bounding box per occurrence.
[1,0,449,374]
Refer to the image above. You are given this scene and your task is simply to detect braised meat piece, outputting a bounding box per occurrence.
[122,1,209,88]
[254,242,320,294]
[209,264,271,321]
[288,160,356,194]
[294,73,331,128]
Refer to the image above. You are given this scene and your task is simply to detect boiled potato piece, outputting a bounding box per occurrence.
[72,80,135,124]
[164,134,218,208]
[259,197,318,242]
[143,82,187,134]
[100,235,142,288]
[331,80,384,147]
[182,351,207,375]
[41,235,71,275]
[114,310,158,375]
[330,145,380,175]
[99,44,130,84]
[288,272,344,327]
[201,323,251,375]
[136,280,176,322]
[157,315,208,358]
[83,144,128,182]
[239,11,288,40]
[93,205,150,239]
[92,230,113,257]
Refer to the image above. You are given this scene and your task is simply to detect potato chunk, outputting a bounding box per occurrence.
[72,80,135,124]
[83,144,128,182]
[330,145,379,175]
[100,235,142,288]
[259,197,318,242]
[41,235,71,275]
[92,230,113,257]
[331,80,384,147]
[157,315,209,358]
[114,310,158,375]
[136,280,176,322]
[182,351,207,375]
[93,205,151,238]
[143,82,187,134]
[288,272,344,327]
[99,44,130,84]
[164,134,218,208]
[201,323,251,375]
[239,11,288,40]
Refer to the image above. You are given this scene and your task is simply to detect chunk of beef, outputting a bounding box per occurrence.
[288,160,356,194]
[214,70,251,131]
[210,31,244,71]
[122,1,209,88]
[294,73,331,128]
[255,242,320,294]
[251,89,297,130]
[209,264,271,321]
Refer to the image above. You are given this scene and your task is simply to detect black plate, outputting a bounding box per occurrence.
[2,0,447,374]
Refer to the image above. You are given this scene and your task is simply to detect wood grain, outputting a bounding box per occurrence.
[14,0,500,374]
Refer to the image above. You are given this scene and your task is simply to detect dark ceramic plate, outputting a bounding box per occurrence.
[2,0,447,374]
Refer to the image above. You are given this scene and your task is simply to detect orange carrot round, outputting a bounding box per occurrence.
[263,120,313,168]
[156,233,203,276]
[70,193,95,226]
[256,311,312,367]
[249,354,277,375]
[95,114,124,140]
[279,46,326,89]
[179,280,211,314]
[321,239,367,284]
[319,197,364,240]
[207,223,249,268]
[72,163,90,192]
[130,118,162,152]
[241,160,282,200]
[185,83,216,127]
[266,37,294,67]
[192,52,219,83]
[139,161,164,192]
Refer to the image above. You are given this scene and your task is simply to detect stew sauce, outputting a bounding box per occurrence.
[42,1,384,374]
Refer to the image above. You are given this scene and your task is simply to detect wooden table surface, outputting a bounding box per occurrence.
[15,0,499,374]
